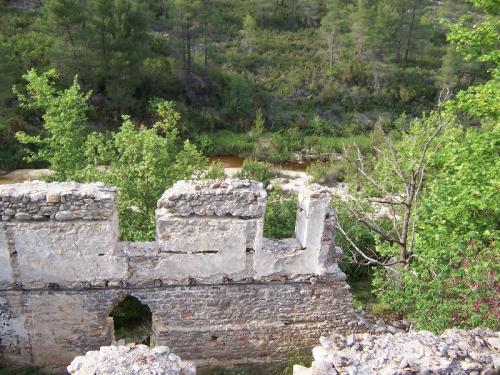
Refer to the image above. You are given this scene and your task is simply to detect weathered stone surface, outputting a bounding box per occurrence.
[295,184,331,251]
[255,184,344,278]
[157,179,266,218]
[138,216,250,280]
[0,181,116,222]
[0,227,13,283]
[11,218,127,284]
[1,281,354,370]
[295,328,500,375]
[67,344,196,375]
[0,179,354,371]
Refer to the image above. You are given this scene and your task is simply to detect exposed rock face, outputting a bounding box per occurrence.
[294,328,500,375]
[67,345,196,375]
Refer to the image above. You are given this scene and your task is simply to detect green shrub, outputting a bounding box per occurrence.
[249,108,265,139]
[235,159,273,187]
[253,131,300,162]
[14,72,209,242]
[306,134,372,155]
[335,203,376,282]
[223,73,254,129]
[203,162,226,180]
[373,122,500,332]
[15,69,91,181]
[205,131,254,156]
[307,159,346,186]
[264,190,298,239]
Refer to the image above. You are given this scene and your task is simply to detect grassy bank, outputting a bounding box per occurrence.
[200,130,372,163]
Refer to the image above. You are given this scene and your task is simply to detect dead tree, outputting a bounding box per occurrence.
[336,89,452,272]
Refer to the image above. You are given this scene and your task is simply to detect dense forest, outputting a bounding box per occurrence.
[0,0,490,170]
[0,0,498,336]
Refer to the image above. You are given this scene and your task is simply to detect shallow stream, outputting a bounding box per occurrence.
[0,156,311,185]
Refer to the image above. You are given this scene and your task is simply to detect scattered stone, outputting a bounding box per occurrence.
[350,308,410,335]
[67,344,196,375]
[296,328,500,375]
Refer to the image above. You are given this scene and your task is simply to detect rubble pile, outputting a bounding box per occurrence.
[67,345,196,375]
[294,328,500,375]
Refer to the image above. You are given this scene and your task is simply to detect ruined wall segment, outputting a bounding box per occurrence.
[0,179,354,371]
[0,181,127,288]
[147,179,266,282]
[255,184,344,279]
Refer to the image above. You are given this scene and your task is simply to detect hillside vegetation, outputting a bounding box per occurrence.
[0,0,489,169]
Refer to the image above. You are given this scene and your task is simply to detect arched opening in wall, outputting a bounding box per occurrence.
[109,295,153,345]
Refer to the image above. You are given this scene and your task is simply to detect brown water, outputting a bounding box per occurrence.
[209,155,310,172]
[0,169,50,185]
[0,157,310,185]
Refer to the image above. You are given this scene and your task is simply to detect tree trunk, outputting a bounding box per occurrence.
[395,8,405,64]
[329,31,335,69]
[204,21,209,78]
[404,5,417,63]
[185,21,194,101]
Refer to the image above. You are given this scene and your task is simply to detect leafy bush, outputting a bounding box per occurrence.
[263,190,298,239]
[15,69,91,180]
[249,108,265,139]
[15,71,208,242]
[253,132,298,162]
[205,130,254,156]
[83,102,208,241]
[223,73,254,129]
[234,159,273,187]
[373,122,500,332]
[372,1,500,332]
[307,159,346,186]
[203,162,226,180]
[335,203,376,282]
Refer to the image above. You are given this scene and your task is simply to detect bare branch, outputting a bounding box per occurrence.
[339,145,390,196]
[377,122,408,186]
[337,222,402,273]
[414,89,450,178]
[368,197,405,206]
[345,204,403,246]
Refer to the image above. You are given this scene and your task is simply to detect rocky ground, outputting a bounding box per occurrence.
[67,344,196,375]
[351,309,412,335]
[294,328,500,375]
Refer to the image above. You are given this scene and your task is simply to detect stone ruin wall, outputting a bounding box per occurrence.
[0,179,354,371]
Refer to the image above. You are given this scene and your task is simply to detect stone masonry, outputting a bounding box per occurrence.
[0,179,354,371]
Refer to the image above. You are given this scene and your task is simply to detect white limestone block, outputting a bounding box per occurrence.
[0,227,13,283]
[13,214,127,284]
